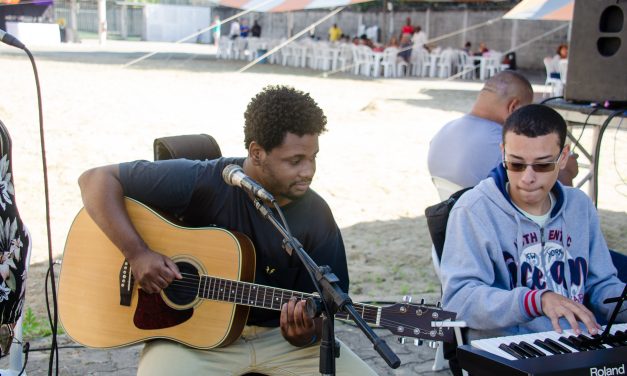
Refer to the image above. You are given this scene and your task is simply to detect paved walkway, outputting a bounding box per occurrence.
[2,322,451,375]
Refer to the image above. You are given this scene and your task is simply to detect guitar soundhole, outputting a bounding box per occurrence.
[163,261,199,306]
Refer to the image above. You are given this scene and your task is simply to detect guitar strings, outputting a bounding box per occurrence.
[153,272,442,337]
[167,274,438,336]
[166,273,440,335]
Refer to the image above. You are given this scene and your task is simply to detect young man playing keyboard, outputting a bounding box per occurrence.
[439,104,626,373]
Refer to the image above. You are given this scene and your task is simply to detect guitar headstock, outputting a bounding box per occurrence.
[380,298,457,343]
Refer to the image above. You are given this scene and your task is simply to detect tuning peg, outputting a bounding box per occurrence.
[413,339,423,346]
[419,298,425,305]
[402,295,412,303]
[436,301,442,308]
[428,341,440,349]
[398,336,407,344]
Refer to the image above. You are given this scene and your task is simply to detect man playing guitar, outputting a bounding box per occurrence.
[78,85,376,375]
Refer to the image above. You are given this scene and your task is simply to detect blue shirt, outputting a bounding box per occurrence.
[428,114,502,188]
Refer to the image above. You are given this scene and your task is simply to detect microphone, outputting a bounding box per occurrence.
[222,164,275,202]
[0,29,26,50]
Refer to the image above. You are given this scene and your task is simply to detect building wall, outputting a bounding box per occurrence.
[53,2,569,70]
[211,7,569,70]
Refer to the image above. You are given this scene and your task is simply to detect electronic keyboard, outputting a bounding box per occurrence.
[458,323,626,376]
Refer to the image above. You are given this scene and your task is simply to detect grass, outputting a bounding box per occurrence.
[21,308,64,341]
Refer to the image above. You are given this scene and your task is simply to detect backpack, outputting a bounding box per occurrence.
[424,187,472,262]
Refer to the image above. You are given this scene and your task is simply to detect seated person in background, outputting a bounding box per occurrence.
[475,42,489,56]
[77,85,376,376]
[386,36,399,48]
[462,41,472,55]
[359,34,375,49]
[550,44,568,79]
[440,104,626,345]
[428,70,578,189]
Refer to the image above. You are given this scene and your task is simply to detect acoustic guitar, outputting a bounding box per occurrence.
[58,198,456,349]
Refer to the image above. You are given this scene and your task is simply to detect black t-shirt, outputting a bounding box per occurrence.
[119,157,349,327]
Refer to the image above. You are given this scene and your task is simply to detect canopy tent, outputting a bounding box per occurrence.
[215,0,372,12]
[0,0,54,30]
[503,0,573,21]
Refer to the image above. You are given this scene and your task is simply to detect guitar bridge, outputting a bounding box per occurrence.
[119,260,134,306]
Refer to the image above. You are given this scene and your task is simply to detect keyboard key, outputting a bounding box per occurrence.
[498,343,525,360]
[546,338,573,353]
[509,342,536,358]
[519,341,545,357]
[533,339,560,355]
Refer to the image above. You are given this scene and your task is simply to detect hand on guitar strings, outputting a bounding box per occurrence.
[130,249,182,294]
[280,297,320,347]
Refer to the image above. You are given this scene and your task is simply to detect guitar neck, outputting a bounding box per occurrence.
[198,275,381,326]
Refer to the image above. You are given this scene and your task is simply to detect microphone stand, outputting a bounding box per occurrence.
[252,199,400,374]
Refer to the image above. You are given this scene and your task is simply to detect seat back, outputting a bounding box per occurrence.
[153,134,222,161]
[431,176,464,202]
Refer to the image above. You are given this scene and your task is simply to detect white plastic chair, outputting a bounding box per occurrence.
[337,44,354,73]
[216,36,233,59]
[429,176,468,375]
[558,59,568,85]
[428,51,440,77]
[483,52,504,79]
[380,47,398,78]
[543,57,563,97]
[437,49,455,78]
[457,52,476,80]
[353,45,375,77]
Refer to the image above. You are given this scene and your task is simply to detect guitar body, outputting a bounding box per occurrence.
[58,198,255,349]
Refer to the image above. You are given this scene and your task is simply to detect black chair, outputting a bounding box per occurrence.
[153,133,222,161]
[425,188,471,376]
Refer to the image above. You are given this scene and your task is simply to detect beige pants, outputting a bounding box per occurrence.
[137,326,378,376]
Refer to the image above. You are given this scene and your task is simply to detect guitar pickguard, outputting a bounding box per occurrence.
[134,289,193,330]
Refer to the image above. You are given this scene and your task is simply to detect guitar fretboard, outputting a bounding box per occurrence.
[198,275,381,325]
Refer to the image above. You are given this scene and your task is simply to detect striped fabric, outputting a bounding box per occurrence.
[217,0,371,12]
[503,0,573,21]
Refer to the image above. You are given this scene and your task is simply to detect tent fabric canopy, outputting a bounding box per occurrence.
[503,0,573,21]
[216,0,372,12]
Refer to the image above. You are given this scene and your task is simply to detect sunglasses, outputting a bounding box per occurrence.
[503,149,563,173]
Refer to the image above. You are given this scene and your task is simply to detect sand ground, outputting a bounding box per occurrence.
[0,40,625,375]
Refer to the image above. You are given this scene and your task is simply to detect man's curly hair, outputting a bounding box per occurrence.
[244,85,327,151]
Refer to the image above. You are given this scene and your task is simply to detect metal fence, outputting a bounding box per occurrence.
[54,0,143,38]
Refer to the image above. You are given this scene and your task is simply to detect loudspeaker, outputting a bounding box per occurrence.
[564,0,627,103]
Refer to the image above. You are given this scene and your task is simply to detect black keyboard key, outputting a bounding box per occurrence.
[499,343,525,360]
[570,335,596,350]
[560,336,585,351]
[519,341,545,356]
[534,339,560,355]
[509,342,536,358]
[546,338,572,353]
[577,334,605,350]
[612,330,627,345]
[593,333,624,347]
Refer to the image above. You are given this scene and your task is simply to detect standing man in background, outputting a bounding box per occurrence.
[328,23,342,42]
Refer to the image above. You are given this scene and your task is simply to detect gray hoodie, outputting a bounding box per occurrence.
[440,164,626,340]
